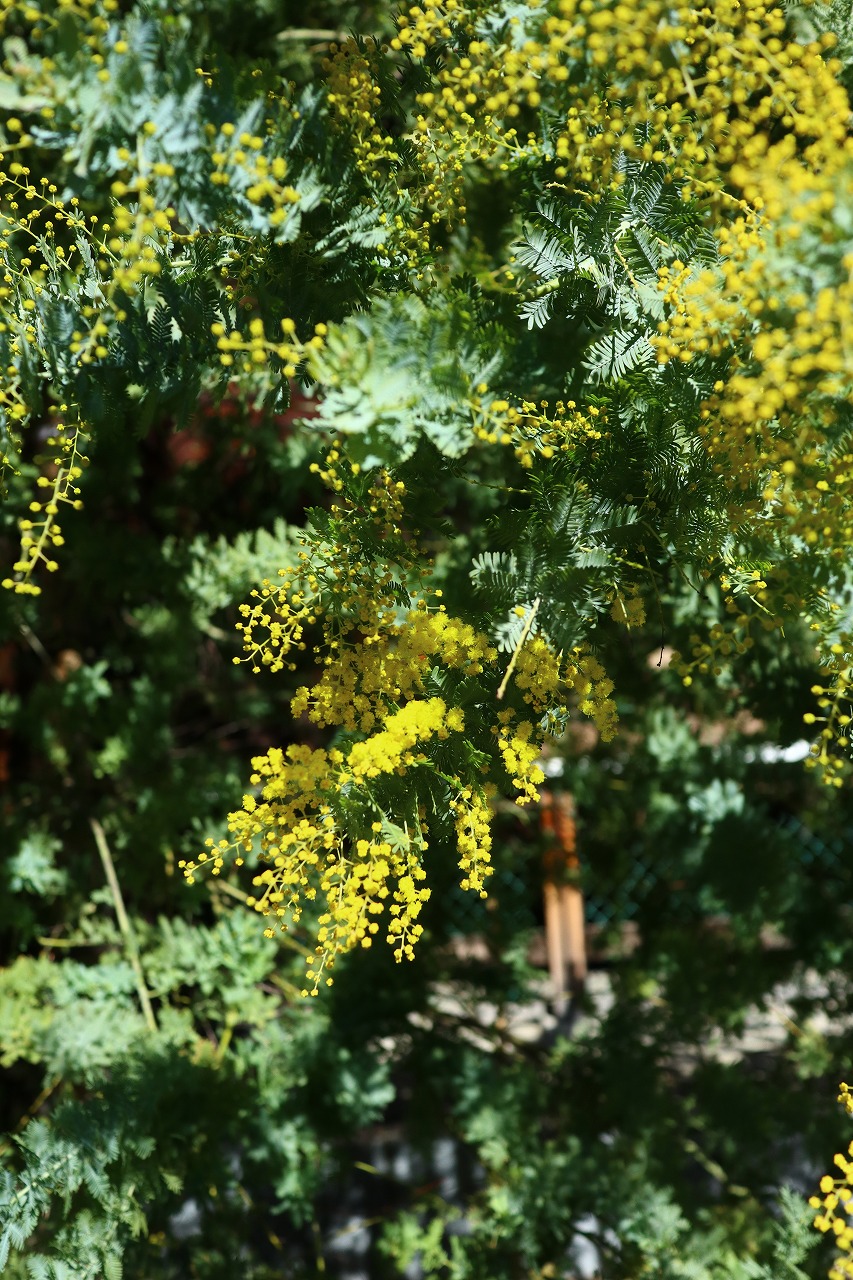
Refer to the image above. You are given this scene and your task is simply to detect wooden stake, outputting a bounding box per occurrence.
[540,790,586,1001]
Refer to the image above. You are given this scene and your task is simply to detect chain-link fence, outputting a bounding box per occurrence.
[440,809,850,938]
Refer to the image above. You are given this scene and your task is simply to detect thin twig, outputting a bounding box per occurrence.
[276,27,347,41]
[497,596,541,700]
[312,1219,327,1273]
[90,819,158,1033]
[682,1136,749,1197]
[12,1077,61,1133]
[211,879,313,956]
[36,935,101,948]
[17,620,51,667]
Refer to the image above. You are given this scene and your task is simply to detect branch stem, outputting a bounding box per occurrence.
[90,818,158,1033]
[497,596,541,700]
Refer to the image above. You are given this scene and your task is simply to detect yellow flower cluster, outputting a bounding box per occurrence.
[385,0,843,200]
[652,127,853,510]
[199,620,615,984]
[675,614,762,689]
[205,122,301,224]
[391,0,474,57]
[323,40,401,180]
[566,649,619,742]
[644,92,853,786]
[234,463,425,677]
[803,646,853,789]
[513,634,564,715]
[0,156,172,383]
[212,316,324,380]
[293,607,495,734]
[346,697,462,781]
[495,639,620,802]
[182,696,473,991]
[390,4,484,242]
[810,1087,853,1279]
[202,437,630,985]
[496,713,545,802]
[500,630,620,743]
[607,588,648,629]
[654,201,853,462]
[551,2,842,187]
[1,420,87,595]
[321,38,437,270]
[0,0,118,49]
[312,0,842,300]
[0,0,321,590]
[198,454,509,986]
[473,394,604,469]
[610,589,646,629]
[452,787,493,896]
[0,171,97,454]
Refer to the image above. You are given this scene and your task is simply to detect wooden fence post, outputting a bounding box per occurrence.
[540,790,587,1003]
